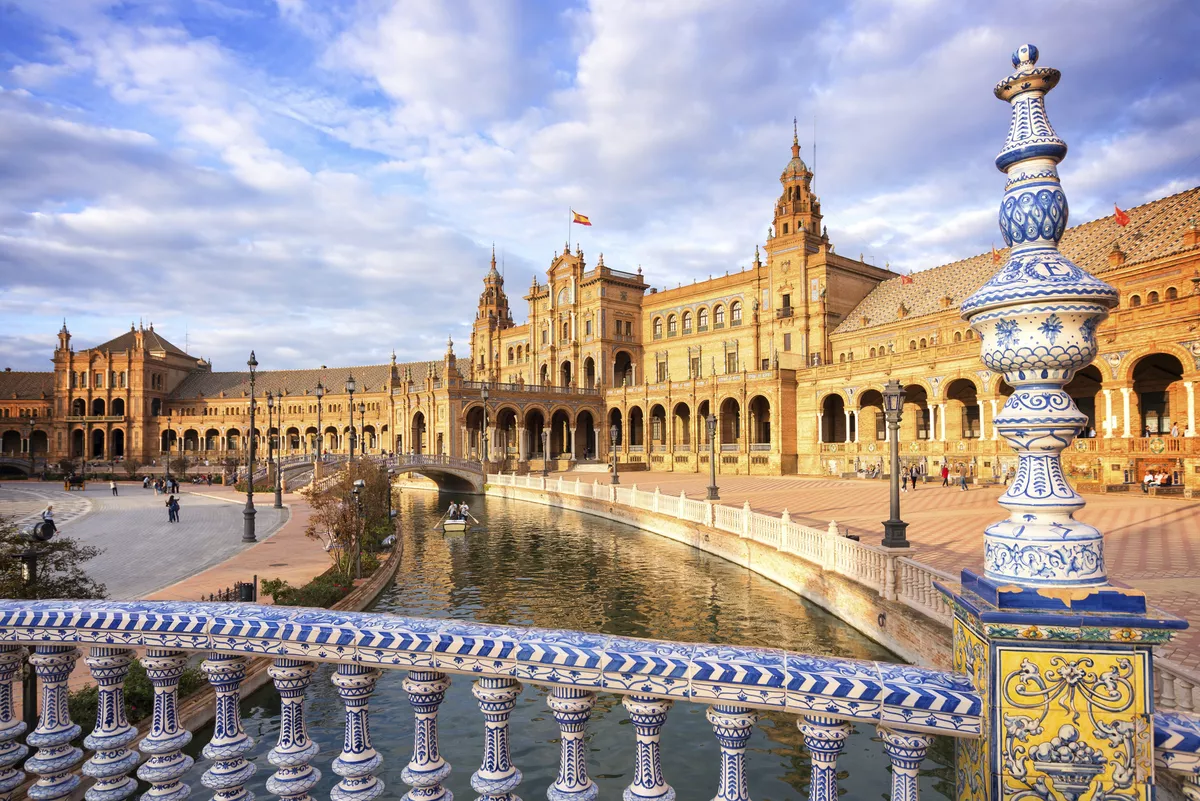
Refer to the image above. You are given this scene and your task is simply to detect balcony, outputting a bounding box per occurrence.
[776,306,794,319]
[64,415,125,423]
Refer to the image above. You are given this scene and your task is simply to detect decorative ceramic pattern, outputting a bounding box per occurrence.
[82,647,139,801]
[879,726,934,801]
[136,649,194,801]
[26,645,82,801]
[266,658,322,801]
[470,677,523,801]
[997,646,1150,801]
[622,695,674,801]
[0,600,984,735]
[799,715,853,801]
[547,687,598,801]
[201,654,257,801]
[400,670,453,801]
[0,645,28,801]
[331,664,385,801]
[706,704,756,801]
[960,45,1118,588]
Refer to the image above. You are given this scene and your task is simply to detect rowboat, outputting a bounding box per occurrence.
[441,519,471,533]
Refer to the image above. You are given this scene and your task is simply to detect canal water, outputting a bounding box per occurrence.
[188,489,954,800]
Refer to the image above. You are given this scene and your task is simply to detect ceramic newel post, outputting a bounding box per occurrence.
[943,45,1185,801]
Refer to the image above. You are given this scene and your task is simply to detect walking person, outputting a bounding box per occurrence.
[166,494,176,523]
[110,479,118,496]
[170,495,180,523]
[941,463,950,487]
[900,469,908,493]
[959,466,969,491]
[910,464,920,490]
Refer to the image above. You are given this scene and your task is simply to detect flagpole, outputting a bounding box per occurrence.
[568,207,572,253]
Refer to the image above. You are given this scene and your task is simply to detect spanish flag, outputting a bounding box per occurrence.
[1114,203,1130,227]
[571,210,592,226]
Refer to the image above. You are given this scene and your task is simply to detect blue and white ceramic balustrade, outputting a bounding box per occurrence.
[0,600,983,801]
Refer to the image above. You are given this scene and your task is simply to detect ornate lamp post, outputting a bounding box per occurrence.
[21,415,34,476]
[480,383,490,470]
[706,413,719,500]
[609,423,620,485]
[345,373,357,461]
[881,379,908,548]
[266,390,275,500]
[243,351,258,543]
[541,429,549,476]
[165,409,173,484]
[314,381,325,479]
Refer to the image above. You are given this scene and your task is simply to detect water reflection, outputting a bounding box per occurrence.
[184,489,953,800]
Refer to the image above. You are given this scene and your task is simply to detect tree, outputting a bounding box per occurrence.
[0,519,106,600]
[56,457,77,477]
[169,454,190,476]
[305,461,394,580]
[121,458,143,478]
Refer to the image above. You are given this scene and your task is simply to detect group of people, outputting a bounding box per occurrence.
[1143,469,1176,492]
[165,494,182,522]
[1146,423,1182,438]
[446,501,471,521]
[144,476,180,495]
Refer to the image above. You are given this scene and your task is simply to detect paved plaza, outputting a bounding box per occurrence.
[607,472,1200,672]
[0,482,288,600]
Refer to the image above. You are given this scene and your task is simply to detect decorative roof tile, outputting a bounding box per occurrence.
[0,371,55,400]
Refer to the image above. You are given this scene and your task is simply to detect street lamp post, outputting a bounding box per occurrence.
[276,400,284,508]
[881,379,909,548]
[315,381,325,480]
[345,374,357,461]
[706,414,719,500]
[480,383,490,471]
[165,410,173,484]
[243,351,258,543]
[541,429,549,476]
[352,480,364,579]
[609,424,620,485]
[266,391,275,503]
[21,415,34,477]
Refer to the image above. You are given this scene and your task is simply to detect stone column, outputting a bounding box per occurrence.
[1121,386,1132,437]
[852,410,859,443]
[816,412,823,444]
[517,426,527,462]
[843,409,851,443]
[990,399,999,440]
[977,400,987,439]
[938,402,947,441]
[1102,388,1113,437]
[1187,381,1196,437]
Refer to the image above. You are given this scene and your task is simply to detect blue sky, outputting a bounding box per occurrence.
[1,0,1198,371]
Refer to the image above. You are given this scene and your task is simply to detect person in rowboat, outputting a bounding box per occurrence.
[447,501,459,520]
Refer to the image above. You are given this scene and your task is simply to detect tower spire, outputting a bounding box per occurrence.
[792,116,800,158]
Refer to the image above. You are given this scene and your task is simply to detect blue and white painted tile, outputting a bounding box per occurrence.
[601,636,694,698]
[689,644,787,707]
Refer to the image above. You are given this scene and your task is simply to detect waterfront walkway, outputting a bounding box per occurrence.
[597,472,1200,672]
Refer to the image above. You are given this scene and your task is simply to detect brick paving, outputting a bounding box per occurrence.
[597,471,1200,672]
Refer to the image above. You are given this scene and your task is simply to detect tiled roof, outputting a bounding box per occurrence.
[91,326,189,356]
[0,371,55,400]
[169,360,457,400]
[833,186,1200,334]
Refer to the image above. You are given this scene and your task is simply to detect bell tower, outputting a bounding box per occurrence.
[773,118,822,240]
[470,246,512,381]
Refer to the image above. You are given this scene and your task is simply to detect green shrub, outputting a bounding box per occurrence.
[234,481,274,493]
[262,553,380,608]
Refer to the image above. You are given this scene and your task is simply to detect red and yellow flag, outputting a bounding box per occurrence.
[571,210,592,226]
[1114,203,1130,226]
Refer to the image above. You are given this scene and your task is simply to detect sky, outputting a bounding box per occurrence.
[1,0,1198,372]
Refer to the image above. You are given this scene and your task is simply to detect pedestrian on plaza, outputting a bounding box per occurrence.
[910,464,920,490]
[110,479,117,496]
[153,479,160,496]
[142,476,150,489]
[900,469,908,493]
[959,466,969,491]
[165,495,176,522]
[171,495,180,522]
[941,463,950,487]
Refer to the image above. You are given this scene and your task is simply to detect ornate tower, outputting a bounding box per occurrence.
[471,247,512,381]
[946,45,1181,801]
[772,119,822,240]
[56,320,71,354]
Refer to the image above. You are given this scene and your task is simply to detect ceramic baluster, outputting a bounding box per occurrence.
[137,649,193,801]
[470,677,522,801]
[547,687,598,801]
[706,704,757,801]
[331,664,385,801]
[622,695,674,801]
[0,646,28,801]
[82,647,139,801]
[799,716,852,801]
[26,645,82,801]
[400,670,452,801]
[201,653,256,801]
[267,659,321,801]
[878,727,932,801]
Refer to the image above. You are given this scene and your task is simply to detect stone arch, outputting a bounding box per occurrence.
[583,357,596,388]
[820,393,847,442]
[150,398,162,416]
[718,397,740,445]
[613,350,634,386]
[859,389,885,441]
[72,398,86,416]
[903,384,931,440]
[1130,352,1187,436]
[205,428,221,450]
[183,428,200,451]
[560,360,572,388]
[1064,365,1103,436]
[627,405,645,447]
[91,398,105,416]
[111,429,125,458]
[748,395,771,445]
[649,404,667,448]
[672,402,691,447]
[31,429,48,456]
[944,378,980,439]
[91,428,105,459]
[576,409,597,459]
[525,407,547,457]
[112,398,126,416]
[539,363,550,385]
[71,428,85,459]
[608,407,623,446]
[411,411,427,454]
[324,425,339,452]
[1,430,20,455]
[1116,343,1197,384]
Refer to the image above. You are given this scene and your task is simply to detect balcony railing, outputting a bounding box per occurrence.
[459,381,600,396]
[64,415,125,423]
[776,306,794,319]
[0,599,984,801]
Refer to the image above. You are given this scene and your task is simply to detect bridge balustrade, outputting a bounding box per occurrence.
[0,600,982,801]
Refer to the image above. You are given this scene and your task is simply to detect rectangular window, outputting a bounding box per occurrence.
[690,357,700,378]
[585,319,592,336]
[876,414,886,440]
[782,293,791,309]
[542,330,548,344]
[761,289,770,309]
[95,372,103,388]
[783,333,792,351]
[725,352,738,373]
[762,358,770,369]
[811,278,819,303]
[614,320,622,335]
[657,363,668,383]
[625,321,633,336]
[916,408,929,440]
[962,405,981,439]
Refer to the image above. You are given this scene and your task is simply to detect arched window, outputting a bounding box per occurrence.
[731,301,742,325]
[1167,287,1179,300]
[966,330,975,340]
[909,340,917,351]
[698,308,709,330]
[839,353,845,363]
[667,314,677,335]
[869,347,876,358]
[954,331,962,342]
[847,352,853,362]
[682,311,693,333]
[1130,294,1142,308]
[507,347,514,364]
[1148,291,1160,304]
[562,320,569,339]
[919,338,927,348]
[557,287,569,306]
[653,318,663,339]
[714,305,725,327]
[516,345,522,360]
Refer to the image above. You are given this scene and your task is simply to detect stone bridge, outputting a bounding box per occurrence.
[277,453,485,493]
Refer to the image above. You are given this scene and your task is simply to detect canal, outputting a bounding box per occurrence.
[189,489,954,799]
